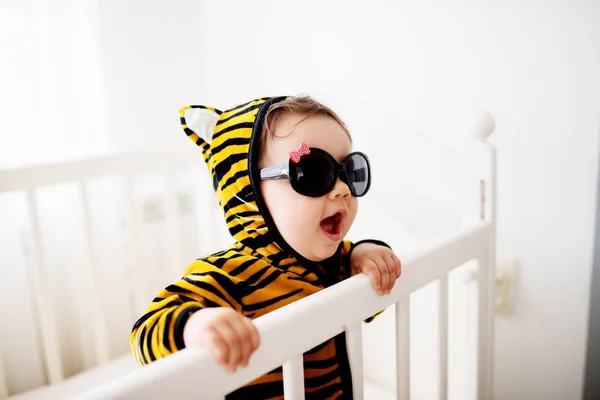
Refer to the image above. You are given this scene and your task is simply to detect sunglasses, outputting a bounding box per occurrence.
[259,145,371,197]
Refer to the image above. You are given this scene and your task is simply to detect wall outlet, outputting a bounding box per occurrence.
[495,260,518,316]
[460,259,518,316]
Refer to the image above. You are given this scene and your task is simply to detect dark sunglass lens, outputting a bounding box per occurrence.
[345,154,370,196]
[291,152,336,197]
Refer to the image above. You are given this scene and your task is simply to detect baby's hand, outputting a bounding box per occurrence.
[350,243,402,295]
[183,307,260,372]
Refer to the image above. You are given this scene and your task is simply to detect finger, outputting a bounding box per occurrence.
[382,256,394,293]
[242,316,261,351]
[214,322,243,372]
[225,319,248,370]
[374,257,390,294]
[386,254,398,291]
[206,327,229,367]
[228,317,254,367]
[362,259,382,292]
[392,253,402,278]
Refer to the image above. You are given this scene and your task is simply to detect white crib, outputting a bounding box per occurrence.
[0,112,496,400]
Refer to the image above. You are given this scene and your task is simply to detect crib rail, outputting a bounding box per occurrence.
[77,221,493,400]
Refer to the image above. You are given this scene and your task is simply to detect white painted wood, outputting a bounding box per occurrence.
[76,222,492,399]
[478,145,496,400]
[26,190,64,385]
[463,260,479,400]
[124,176,147,319]
[477,251,494,400]
[475,122,496,400]
[0,150,198,194]
[345,322,364,400]
[438,276,448,400]
[78,182,111,365]
[468,111,495,140]
[164,168,186,280]
[461,111,496,400]
[465,262,478,400]
[282,355,305,400]
[396,297,410,400]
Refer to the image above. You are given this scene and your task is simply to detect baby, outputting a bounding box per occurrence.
[131,95,402,399]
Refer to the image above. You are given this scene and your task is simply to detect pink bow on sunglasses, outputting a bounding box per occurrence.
[289,142,311,164]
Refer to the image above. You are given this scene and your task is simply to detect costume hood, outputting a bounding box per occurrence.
[179,96,291,254]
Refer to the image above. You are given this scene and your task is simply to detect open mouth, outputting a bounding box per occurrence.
[320,210,347,241]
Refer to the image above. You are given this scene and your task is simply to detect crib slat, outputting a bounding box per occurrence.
[438,276,449,400]
[396,296,410,400]
[464,260,478,400]
[164,168,186,280]
[26,189,64,384]
[125,176,147,318]
[79,181,111,365]
[283,355,305,400]
[346,322,364,399]
[477,252,494,400]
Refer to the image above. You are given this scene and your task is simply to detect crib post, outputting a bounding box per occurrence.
[462,111,496,400]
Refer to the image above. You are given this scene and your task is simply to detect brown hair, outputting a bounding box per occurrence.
[258,95,350,165]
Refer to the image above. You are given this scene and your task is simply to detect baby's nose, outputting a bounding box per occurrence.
[327,178,351,198]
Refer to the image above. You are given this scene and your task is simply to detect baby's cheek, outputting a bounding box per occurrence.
[261,182,296,231]
[275,196,321,243]
[291,199,325,248]
[289,197,322,232]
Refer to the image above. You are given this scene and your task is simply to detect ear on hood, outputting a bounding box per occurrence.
[179,105,222,149]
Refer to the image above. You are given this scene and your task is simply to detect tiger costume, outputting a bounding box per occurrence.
[130,96,388,399]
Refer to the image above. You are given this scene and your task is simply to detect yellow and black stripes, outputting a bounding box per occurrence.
[132,96,385,399]
[131,240,358,399]
[198,99,270,243]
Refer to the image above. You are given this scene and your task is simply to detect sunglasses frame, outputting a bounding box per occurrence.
[259,147,371,198]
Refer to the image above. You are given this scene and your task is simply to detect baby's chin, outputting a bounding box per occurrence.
[283,228,347,262]
[299,244,339,262]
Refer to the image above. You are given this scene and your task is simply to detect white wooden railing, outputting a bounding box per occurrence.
[0,112,495,399]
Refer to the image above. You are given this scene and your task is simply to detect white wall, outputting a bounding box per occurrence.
[91,0,206,154]
[0,0,107,169]
[180,1,598,399]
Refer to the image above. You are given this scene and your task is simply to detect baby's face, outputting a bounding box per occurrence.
[260,114,358,261]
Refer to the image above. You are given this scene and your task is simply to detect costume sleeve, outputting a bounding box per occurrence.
[130,260,241,366]
[340,239,393,323]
